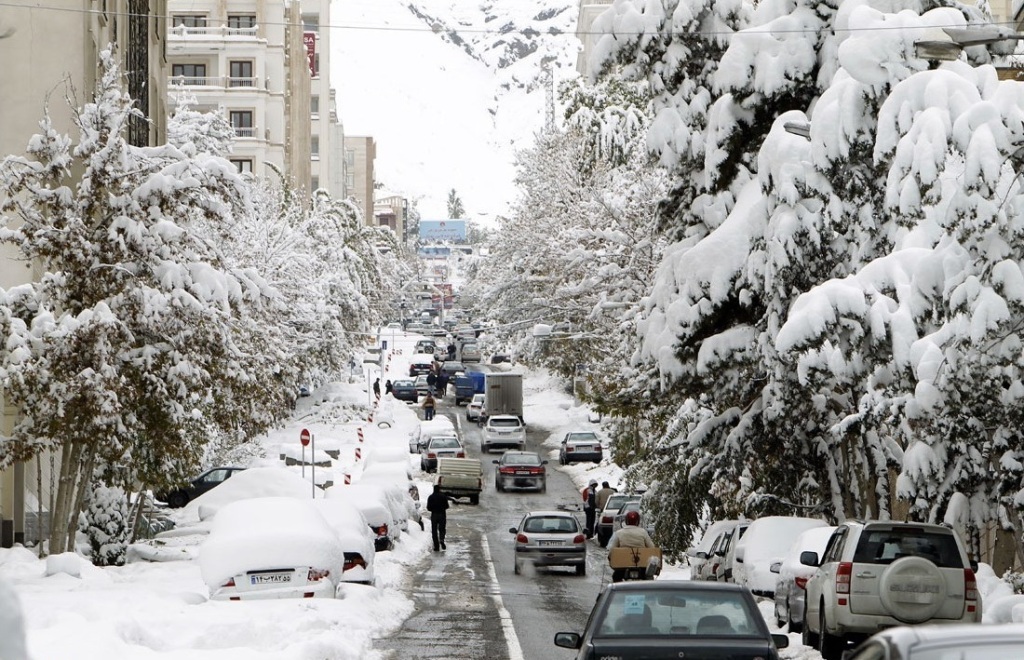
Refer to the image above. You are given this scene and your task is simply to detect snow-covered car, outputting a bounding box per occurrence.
[390,378,419,402]
[311,499,376,585]
[595,493,641,547]
[732,516,830,597]
[200,497,344,600]
[328,485,399,551]
[772,525,837,632]
[408,417,457,453]
[420,435,466,472]
[687,519,744,581]
[154,466,246,509]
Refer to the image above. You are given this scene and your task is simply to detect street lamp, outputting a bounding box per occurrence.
[783,121,811,139]
[915,25,1024,61]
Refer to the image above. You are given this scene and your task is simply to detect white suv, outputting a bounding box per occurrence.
[802,521,980,660]
[482,415,525,453]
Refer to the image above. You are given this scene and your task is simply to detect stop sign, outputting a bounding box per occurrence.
[299,428,311,447]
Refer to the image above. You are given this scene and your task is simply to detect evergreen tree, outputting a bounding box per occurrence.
[447,188,465,218]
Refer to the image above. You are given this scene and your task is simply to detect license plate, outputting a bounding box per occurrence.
[578,445,594,451]
[515,471,532,475]
[250,573,291,585]
[539,540,562,546]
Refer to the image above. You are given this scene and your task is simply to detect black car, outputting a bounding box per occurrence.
[155,466,246,508]
[494,450,547,492]
[554,581,788,660]
[390,378,419,402]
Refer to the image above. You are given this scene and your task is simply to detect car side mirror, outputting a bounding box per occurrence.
[553,632,582,650]
[770,561,782,574]
[493,460,500,464]
[771,633,789,649]
[799,550,819,567]
[509,527,518,534]
[694,551,708,560]
[541,460,548,465]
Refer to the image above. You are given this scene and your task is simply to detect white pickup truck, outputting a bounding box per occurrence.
[435,457,483,505]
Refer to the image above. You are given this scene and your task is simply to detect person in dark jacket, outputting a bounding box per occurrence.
[426,370,438,393]
[426,484,450,551]
[385,380,393,395]
[373,378,381,399]
[583,479,598,538]
[436,370,450,396]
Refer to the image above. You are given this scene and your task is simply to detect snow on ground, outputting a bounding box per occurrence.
[0,326,1019,658]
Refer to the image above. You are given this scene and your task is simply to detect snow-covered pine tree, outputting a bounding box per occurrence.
[80,482,129,567]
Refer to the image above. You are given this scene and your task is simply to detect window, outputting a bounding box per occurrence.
[311,136,319,157]
[303,15,320,32]
[345,149,355,166]
[229,60,254,87]
[227,15,256,29]
[311,176,319,190]
[230,159,253,174]
[229,111,254,137]
[310,96,319,115]
[172,15,206,28]
[171,63,206,85]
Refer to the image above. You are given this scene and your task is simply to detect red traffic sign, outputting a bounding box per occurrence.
[299,428,311,447]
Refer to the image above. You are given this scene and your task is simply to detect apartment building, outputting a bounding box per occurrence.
[575,0,613,76]
[301,0,345,197]
[0,1,169,548]
[166,0,311,192]
[345,136,377,225]
[375,194,409,242]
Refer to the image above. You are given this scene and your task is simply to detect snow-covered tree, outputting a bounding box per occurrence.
[0,50,275,554]
[80,482,129,566]
[447,188,465,218]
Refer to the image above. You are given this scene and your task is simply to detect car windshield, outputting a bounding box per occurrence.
[568,432,598,442]
[595,589,762,637]
[429,437,461,449]
[490,418,522,428]
[853,528,964,568]
[523,516,577,534]
[503,454,540,466]
[604,494,639,512]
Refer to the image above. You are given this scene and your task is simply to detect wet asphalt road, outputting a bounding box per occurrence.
[375,396,608,659]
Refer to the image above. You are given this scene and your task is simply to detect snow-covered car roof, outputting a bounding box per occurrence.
[328,484,398,526]
[311,499,375,554]
[199,497,344,589]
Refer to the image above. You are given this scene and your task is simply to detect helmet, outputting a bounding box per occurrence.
[624,510,641,526]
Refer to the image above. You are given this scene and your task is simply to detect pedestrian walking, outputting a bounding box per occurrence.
[422,392,436,421]
[373,378,381,399]
[437,370,450,396]
[447,343,456,359]
[426,370,438,394]
[583,479,598,538]
[426,484,450,551]
[596,481,616,511]
[385,379,393,395]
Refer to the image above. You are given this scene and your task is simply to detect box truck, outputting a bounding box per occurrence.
[484,373,523,420]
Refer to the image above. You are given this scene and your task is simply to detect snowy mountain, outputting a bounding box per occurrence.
[330,0,580,221]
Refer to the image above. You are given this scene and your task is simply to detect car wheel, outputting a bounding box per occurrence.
[495,479,503,492]
[598,531,609,548]
[576,563,586,576]
[540,482,546,494]
[774,602,785,628]
[788,608,803,634]
[469,494,479,505]
[802,608,818,649]
[167,491,189,509]
[818,610,844,660]
[514,557,522,575]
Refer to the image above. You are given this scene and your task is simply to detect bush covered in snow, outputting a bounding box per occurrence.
[79,483,129,567]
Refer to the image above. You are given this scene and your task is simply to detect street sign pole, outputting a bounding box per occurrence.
[311,432,316,499]
[300,428,311,481]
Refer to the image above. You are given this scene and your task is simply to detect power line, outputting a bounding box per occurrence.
[0,1,1021,41]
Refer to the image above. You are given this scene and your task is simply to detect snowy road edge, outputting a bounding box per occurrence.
[480,533,524,660]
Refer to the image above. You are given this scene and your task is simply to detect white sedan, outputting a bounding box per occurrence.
[311,499,377,585]
[200,497,345,600]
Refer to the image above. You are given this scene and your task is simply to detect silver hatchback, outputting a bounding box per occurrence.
[510,510,587,576]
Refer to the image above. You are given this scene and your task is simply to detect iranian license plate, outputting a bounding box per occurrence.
[250,573,291,585]
[515,470,532,475]
[539,540,562,546]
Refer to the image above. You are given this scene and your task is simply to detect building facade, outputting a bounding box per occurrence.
[166,0,311,192]
[301,0,345,198]
[345,136,376,225]
[0,0,169,548]
[575,0,613,76]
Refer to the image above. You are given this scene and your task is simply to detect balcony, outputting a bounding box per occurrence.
[169,76,262,90]
[232,127,257,138]
[168,24,259,40]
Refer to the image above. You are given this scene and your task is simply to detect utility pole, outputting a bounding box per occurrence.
[541,55,556,133]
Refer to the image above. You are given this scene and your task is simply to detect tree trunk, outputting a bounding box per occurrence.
[65,443,97,554]
[36,457,43,558]
[49,441,80,554]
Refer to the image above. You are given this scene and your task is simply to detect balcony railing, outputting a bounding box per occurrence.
[170,76,261,90]
[169,24,259,39]
[232,127,256,138]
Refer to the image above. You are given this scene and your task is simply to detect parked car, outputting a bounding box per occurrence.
[459,343,482,362]
[558,431,603,465]
[843,623,1024,660]
[420,435,466,472]
[611,500,654,537]
[414,339,437,355]
[493,450,547,492]
[490,353,511,364]
[330,484,401,551]
[466,394,485,421]
[694,525,739,581]
[310,499,376,585]
[802,521,982,660]
[441,360,466,375]
[408,353,435,377]
[408,417,457,453]
[732,516,830,597]
[553,581,789,659]
[200,497,344,600]
[155,466,246,509]
[390,378,419,402]
[719,521,750,583]
[687,519,744,581]
[510,510,587,575]
[772,525,836,632]
[595,493,642,547]
[482,414,526,453]
[413,375,432,397]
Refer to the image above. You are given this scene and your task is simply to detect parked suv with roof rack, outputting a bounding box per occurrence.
[801,521,980,660]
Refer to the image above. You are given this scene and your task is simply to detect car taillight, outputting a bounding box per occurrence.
[516,533,529,543]
[836,562,852,597]
[965,568,978,613]
[307,568,330,582]
[500,467,515,474]
[457,451,465,458]
[795,576,808,590]
[427,452,436,459]
[374,524,388,537]
[711,563,719,575]
[222,577,236,588]
[572,534,586,544]
[566,446,574,452]
[601,515,613,524]
[529,467,543,474]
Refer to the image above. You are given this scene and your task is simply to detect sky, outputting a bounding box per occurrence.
[329,0,579,223]
[1,327,1022,658]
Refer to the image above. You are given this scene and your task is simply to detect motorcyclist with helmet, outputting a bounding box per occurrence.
[607,509,658,582]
